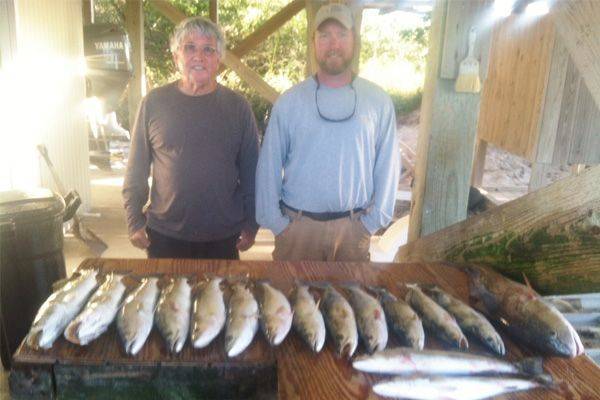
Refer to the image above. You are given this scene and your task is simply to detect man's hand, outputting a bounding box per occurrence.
[130,227,150,249]
[236,229,256,251]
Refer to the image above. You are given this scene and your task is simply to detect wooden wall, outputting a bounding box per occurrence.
[477,15,555,161]
[477,13,600,166]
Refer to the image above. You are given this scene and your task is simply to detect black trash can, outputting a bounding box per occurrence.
[0,188,79,369]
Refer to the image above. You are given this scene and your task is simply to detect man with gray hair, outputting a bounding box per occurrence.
[256,3,399,261]
[123,16,260,259]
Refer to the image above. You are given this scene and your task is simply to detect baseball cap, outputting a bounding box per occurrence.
[314,3,354,32]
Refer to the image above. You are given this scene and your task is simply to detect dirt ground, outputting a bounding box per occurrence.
[397,110,571,205]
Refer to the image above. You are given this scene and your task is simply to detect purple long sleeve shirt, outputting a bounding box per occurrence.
[123,82,259,242]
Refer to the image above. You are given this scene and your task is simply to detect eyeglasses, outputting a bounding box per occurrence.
[314,74,357,122]
[182,43,218,57]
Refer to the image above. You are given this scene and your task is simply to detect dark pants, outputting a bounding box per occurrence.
[146,228,240,260]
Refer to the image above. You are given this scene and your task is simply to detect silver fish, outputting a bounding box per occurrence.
[465,264,584,358]
[342,284,388,354]
[117,276,160,355]
[155,277,192,353]
[26,269,99,350]
[225,282,259,357]
[368,286,424,350]
[320,284,358,358]
[256,281,293,346]
[405,283,468,349]
[421,284,505,356]
[353,347,544,376]
[290,283,326,352]
[373,376,549,400]
[64,273,127,345]
[190,276,226,349]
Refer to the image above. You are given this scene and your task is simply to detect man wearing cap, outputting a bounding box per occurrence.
[255,3,399,261]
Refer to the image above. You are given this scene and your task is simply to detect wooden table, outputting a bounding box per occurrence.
[10,258,600,399]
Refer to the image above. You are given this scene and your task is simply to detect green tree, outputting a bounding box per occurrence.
[93,1,429,130]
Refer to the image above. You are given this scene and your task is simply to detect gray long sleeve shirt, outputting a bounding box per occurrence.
[123,82,259,242]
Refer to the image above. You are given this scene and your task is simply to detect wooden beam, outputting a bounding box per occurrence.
[222,51,280,103]
[148,0,185,25]
[230,0,304,59]
[552,0,600,110]
[349,2,363,74]
[149,0,280,104]
[396,165,600,295]
[305,0,318,76]
[408,0,492,241]
[124,0,145,131]
[209,0,218,24]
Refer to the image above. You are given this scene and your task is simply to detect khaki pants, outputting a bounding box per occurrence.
[273,208,371,262]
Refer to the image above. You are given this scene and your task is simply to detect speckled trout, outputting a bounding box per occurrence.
[155,277,192,353]
[117,276,160,355]
[405,283,468,349]
[342,284,388,354]
[368,286,424,350]
[65,273,127,345]
[225,282,259,357]
[290,282,326,352]
[256,281,293,346]
[320,284,358,358]
[26,269,99,350]
[190,276,226,349]
[421,284,505,356]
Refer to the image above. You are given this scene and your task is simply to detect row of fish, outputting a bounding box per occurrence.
[353,347,554,400]
[25,264,583,361]
[25,271,422,357]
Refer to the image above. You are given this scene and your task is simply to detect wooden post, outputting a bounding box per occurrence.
[124,0,145,130]
[397,165,600,295]
[408,0,492,241]
[528,162,553,192]
[305,0,318,76]
[209,0,218,24]
[552,0,600,110]
[349,2,363,74]
[470,139,487,187]
[82,0,94,24]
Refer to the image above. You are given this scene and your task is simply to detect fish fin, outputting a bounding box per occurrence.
[532,373,557,389]
[522,272,533,289]
[401,283,419,289]
[516,357,544,376]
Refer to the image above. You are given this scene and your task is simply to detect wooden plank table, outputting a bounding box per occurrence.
[10,258,600,399]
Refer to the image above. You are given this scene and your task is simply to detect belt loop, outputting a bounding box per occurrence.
[297,210,303,219]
